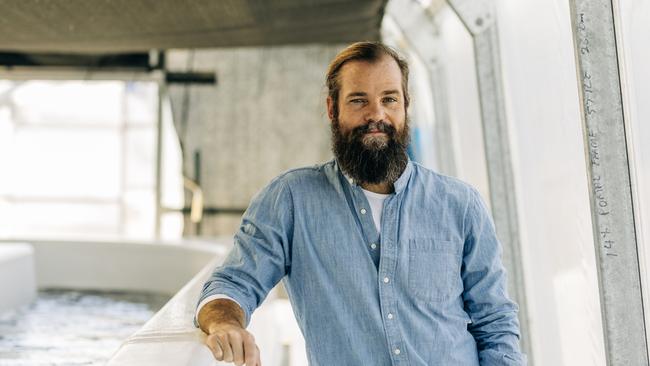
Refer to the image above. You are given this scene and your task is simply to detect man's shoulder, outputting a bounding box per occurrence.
[410,161,478,196]
[267,160,336,189]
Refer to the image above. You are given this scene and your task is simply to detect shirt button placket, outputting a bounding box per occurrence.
[381,201,406,364]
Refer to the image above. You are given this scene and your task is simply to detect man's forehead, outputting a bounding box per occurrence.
[338,56,403,92]
[339,56,400,76]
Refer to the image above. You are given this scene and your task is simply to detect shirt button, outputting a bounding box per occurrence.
[370,243,377,250]
[383,277,390,283]
[387,313,393,319]
[360,208,367,214]
[394,348,401,355]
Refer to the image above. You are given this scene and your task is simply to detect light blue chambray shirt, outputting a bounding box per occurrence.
[198,159,525,366]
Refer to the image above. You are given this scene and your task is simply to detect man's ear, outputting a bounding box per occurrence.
[326,96,335,121]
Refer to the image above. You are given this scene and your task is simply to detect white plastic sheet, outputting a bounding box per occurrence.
[435,5,491,202]
[495,1,606,364]
[617,0,650,354]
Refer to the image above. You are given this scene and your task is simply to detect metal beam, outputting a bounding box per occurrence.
[154,69,165,239]
[447,0,532,361]
[0,51,216,85]
[568,0,648,364]
[446,0,494,35]
[0,69,216,84]
[0,52,151,69]
[0,69,164,82]
[429,62,457,177]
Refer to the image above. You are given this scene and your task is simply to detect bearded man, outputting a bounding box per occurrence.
[195,42,525,366]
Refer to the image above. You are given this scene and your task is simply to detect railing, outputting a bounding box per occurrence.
[104,242,307,366]
[107,256,222,366]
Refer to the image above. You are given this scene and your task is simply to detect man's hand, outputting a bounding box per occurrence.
[198,298,261,366]
[205,321,261,366]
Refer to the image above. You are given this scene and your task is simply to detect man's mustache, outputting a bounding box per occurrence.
[349,121,396,139]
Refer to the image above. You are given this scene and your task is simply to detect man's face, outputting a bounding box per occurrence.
[327,56,410,185]
[327,56,407,144]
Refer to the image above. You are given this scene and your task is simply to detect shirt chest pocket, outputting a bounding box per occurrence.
[407,238,463,302]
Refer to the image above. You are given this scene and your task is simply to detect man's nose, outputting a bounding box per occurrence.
[364,101,386,123]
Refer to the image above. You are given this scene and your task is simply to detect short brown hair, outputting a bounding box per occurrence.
[326,41,410,119]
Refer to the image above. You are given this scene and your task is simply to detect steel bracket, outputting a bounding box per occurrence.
[446,0,495,35]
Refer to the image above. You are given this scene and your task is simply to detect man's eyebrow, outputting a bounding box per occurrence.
[382,89,400,95]
[345,92,367,98]
[344,90,400,98]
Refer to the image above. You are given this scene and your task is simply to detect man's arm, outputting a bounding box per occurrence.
[197,177,294,365]
[462,188,526,365]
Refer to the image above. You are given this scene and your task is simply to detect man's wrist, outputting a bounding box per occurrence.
[207,318,243,334]
[198,298,246,333]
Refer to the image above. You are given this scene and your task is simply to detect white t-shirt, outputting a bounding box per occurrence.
[361,188,389,232]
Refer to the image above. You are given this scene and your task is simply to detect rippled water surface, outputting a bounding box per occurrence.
[0,289,170,365]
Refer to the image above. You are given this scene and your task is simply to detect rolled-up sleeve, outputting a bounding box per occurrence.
[196,177,294,327]
[462,188,526,365]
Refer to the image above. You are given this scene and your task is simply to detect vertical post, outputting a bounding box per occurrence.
[193,149,202,236]
[154,70,165,240]
[447,0,532,361]
[568,1,648,364]
[429,62,457,177]
[119,83,129,237]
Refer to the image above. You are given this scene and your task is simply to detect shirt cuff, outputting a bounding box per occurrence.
[195,294,243,329]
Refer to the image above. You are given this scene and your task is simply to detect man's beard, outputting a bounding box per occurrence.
[331,117,410,186]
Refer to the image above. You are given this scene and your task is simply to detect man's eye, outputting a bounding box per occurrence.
[350,99,366,104]
[383,97,398,103]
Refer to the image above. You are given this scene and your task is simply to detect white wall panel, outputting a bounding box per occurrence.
[435,6,491,203]
[617,0,650,352]
[496,0,605,364]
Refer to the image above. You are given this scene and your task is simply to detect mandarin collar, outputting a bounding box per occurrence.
[335,159,413,195]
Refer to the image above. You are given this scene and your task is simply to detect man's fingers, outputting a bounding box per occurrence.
[243,334,260,366]
[204,326,260,366]
[206,333,224,360]
[216,333,235,362]
[228,331,245,365]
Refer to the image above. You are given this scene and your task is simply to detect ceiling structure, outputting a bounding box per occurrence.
[0,0,388,54]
